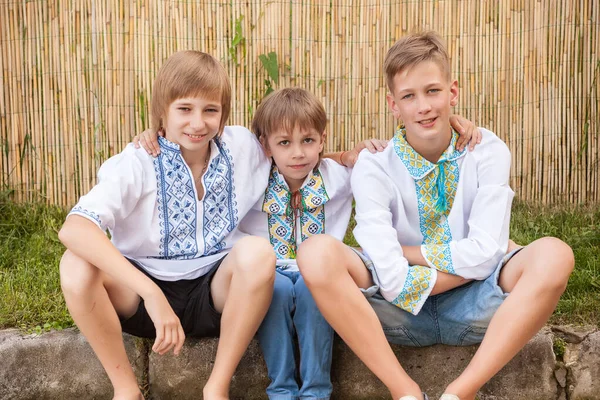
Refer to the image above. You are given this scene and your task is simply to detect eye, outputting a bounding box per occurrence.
[177,107,191,112]
[401,93,413,100]
[428,88,441,94]
[278,140,290,146]
[303,138,314,143]
[206,108,220,113]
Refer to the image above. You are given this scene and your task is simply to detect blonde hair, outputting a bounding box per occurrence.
[151,51,231,134]
[251,88,327,153]
[384,31,451,93]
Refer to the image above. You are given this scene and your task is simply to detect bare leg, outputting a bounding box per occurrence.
[202,236,276,400]
[297,234,424,400]
[444,237,574,400]
[60,250,144,400]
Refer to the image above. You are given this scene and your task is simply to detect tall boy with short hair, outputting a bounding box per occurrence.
[297,32,574,400]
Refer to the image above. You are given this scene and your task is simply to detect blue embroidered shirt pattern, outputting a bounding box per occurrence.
[152,136,237,259]
[153,137,198,259]
[262,166,329,260]
[393,127,466,274]
[202,138,238,255]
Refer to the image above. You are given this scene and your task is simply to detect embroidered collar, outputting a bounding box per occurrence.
[158,135,181,152]
[392,127,466,180]
[262,166,330,216]
[158,135,221,166]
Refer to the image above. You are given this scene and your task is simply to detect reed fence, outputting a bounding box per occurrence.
[0,0,598,205]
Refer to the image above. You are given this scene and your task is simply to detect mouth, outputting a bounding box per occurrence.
[289,164,309,170]
[418,117,437,127]
[184,132,209,140]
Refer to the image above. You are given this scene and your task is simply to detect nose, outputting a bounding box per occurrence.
[291,143,305,158]
[189,111,205,131]
[416,95,432,114]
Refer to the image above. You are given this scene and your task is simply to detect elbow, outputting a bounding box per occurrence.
[58,223,73,247]
[58,217,79,248]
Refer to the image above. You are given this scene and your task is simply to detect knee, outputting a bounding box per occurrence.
[230,236,276,283]
[530,237,574,291]
[297,234,342,287]
[59,250,100,297]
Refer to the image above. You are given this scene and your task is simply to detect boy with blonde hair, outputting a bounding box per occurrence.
[239,87,362,399]
[297,32,574,400]
[59,51,275,400]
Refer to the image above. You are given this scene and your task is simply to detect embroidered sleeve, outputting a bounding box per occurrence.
[421,243,455,273]
[390,265,436,315]
[68,146,146,232]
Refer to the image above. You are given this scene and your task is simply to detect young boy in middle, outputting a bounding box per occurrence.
[238,87,360,399]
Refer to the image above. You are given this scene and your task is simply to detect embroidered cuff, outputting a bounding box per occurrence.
[68,206,103,230]
[391,266,436,315]
[422,243,455,274]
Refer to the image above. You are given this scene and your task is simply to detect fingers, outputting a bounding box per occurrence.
[137,129,161,157]
[363,140,377,153]
[372,139,388,152]
[152,325,165,354]
[153,320,185,355]
[132,135,141,148]
[469,127,482,151]
[174,324,186,356]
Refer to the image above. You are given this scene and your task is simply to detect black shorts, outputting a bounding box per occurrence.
[120,258,223,339]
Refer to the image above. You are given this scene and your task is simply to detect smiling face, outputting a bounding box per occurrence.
[387,60,458,146]
[264,124,325,192]
[163,96,222,154]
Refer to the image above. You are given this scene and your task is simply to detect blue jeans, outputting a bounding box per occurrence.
[257,269,334,400]
[357,247,524,346]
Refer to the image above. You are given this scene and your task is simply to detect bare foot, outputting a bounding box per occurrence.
[112,389,144,400]
[202,384,229,400]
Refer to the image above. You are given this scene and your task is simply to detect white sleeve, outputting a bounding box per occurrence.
[68,148,146,233]
[352,155,436,315]
[421,137,514,280]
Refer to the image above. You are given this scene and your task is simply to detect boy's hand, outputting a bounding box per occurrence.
[144,290,186,356]
[343,139,388,167]
[449,115,482,152]
[133,128,163,157]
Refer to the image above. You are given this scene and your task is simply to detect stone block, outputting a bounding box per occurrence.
[480,328,559,400]
[568,331,600,399]
[0,328,146,400]
[148,337,269,399]
[331,329,558,400]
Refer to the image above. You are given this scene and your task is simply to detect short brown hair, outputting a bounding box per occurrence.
[151,51,231,134]
[251,88,327,149]
[384,31,451,93]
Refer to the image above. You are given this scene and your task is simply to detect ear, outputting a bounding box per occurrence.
[449,80,459,107]
[259,136,272,158]
[386,92,401,120]
[319,131,327,153]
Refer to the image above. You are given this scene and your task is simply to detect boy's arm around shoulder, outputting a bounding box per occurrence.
[351,152,437,315]
[421,129,514,280]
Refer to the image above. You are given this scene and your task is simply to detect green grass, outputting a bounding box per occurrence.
[0,198,72,331]
[0,198,599,330]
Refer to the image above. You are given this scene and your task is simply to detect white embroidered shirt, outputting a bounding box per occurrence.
[68,126,271,281]
[352,127,514,315]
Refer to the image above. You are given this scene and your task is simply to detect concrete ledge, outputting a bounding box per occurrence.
[0,326,598,399]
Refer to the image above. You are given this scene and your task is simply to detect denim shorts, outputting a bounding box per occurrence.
[357,248,524,347]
